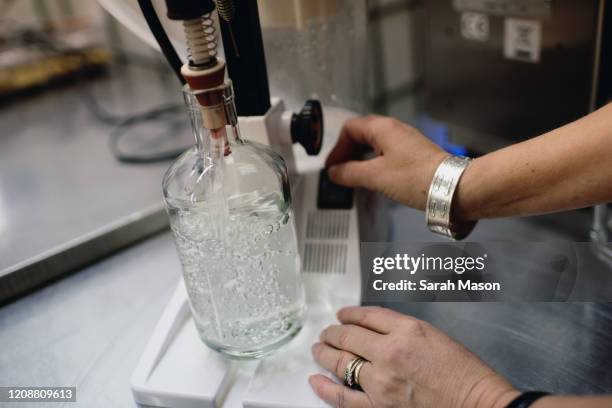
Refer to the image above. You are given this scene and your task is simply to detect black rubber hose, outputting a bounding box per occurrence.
[137,0,185,84]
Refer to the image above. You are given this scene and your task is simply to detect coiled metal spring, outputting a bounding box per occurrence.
[183,13,217,67]
[215,0,235,22]
[214,0,239,55]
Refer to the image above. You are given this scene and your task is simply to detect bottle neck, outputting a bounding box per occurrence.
[184,81,242,155]
[199,123,243,158]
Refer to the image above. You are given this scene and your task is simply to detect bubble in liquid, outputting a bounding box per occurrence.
[169,193,305,351]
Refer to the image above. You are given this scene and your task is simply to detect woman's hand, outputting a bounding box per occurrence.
[309,306,519,408]
[326,115,447,211]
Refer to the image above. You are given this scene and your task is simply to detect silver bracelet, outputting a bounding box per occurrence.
[426,155,476,240]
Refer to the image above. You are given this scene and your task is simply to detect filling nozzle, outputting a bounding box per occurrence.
[165,1,242,150]
[191,81,241,157]
[195,81,238,130]
[164,0,227,97]
[180,23,226,97]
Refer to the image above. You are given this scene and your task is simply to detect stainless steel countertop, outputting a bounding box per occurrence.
[0,232,180,408]
[0,63,191,302]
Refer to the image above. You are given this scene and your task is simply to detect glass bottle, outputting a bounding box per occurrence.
[162,81,306,359]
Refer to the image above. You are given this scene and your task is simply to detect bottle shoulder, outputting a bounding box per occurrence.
[162,143,291,208]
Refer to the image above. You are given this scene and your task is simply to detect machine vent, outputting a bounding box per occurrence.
[303,243,347,274]
[306,210,350,239]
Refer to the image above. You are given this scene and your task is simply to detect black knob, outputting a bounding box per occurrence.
[291,100,324,156]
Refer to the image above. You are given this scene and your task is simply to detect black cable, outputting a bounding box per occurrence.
[22,13,190,164]
[79,84,181,126]
[108,106,189,163]
[137,0,185,85]
[78,61,189,163]
[102,0,192,161]
[80,76,190,163]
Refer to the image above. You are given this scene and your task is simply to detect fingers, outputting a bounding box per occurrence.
[327,157,384,189]
[326,116,386,167]
[320,324,381,362]
[309,374,373,408]
[337,306,407,334]
[325,115,396,190]
[311,342,373,391]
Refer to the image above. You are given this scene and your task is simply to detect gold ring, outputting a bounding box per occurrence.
[344,357,366,389]
[353,358,366,387]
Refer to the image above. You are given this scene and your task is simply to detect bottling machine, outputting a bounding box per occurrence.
[97,0,379,406]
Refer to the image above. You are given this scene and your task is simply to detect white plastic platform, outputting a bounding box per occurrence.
[131,168,362,408]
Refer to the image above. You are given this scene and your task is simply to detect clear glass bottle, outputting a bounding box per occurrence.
[162,82,306,359]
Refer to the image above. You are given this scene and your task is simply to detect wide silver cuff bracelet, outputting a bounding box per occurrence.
[426,155,476,240]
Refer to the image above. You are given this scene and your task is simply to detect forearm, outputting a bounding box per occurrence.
[455,103,612,221]
[532,395,612,408]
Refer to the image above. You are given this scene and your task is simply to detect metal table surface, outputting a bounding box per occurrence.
[0,62,190,302]
[1,207,611,408]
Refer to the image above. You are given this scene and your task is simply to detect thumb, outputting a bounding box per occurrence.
[327,158,383,190]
